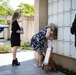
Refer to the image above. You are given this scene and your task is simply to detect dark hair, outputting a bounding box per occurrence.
[12,12,20,21]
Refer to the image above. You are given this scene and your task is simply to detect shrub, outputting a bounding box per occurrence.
[0,44,11,53]
[19,42,33,50]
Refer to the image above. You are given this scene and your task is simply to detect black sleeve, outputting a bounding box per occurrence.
[11,20,20,33]
[70,14,76,34]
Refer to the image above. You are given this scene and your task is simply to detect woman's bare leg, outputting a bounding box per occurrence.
[38,53,42,66]
[36,52,39,65]
[12,46,20,66]
[12,46,18,59]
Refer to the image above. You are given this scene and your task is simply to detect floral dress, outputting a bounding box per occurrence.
[30,27,48,55]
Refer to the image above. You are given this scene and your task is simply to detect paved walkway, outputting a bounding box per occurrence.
[0,50,65,75]
[0,39,10,45]
[0,39,65,75]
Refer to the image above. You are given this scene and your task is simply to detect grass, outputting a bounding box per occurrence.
[53,62,76,75]
[0,41,33,54]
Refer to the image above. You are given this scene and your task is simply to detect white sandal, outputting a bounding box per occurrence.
[37,64,42,67]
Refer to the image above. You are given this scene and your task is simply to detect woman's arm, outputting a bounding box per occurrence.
[45,28,53,40]
[16,30,24,34]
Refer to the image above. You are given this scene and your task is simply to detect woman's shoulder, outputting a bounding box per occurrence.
[12,20,17,24]
[46,27,51,33]
[44,27,50,29]
[45,27,50,30]
[12,20,17,23]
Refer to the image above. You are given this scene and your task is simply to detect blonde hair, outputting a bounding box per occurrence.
[47,23,58,39]
[46,23,57,31]
[12,12,20,21]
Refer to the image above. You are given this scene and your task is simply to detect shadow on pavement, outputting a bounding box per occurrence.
[0,59,65,75]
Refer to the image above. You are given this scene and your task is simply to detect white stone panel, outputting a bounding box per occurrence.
[48,16,53,25]
[64,42,70,56]
[48,4,52,15]
[58,14,63,26]
[53,15,57,25]
[48,0,52,3]
[71,34,75,42]
[58,41,64,54]
[64,12,70,26]
[58,0,63,13]
[72,0,76,10]
[58,28,63,40]
[52,40,58,53]
[64,0,71,11]
[64,27,70,41]
[53,2,57,14]
[53,0,57,2]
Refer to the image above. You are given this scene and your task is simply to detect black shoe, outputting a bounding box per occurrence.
[12,58,20,66]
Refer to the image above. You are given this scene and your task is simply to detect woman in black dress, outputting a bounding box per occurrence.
[11,12,24,66]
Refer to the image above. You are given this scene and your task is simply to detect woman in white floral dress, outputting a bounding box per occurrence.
[30,23,55,66]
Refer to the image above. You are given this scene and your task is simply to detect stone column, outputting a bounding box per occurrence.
[34,0,48,31]
[34,0,48,59]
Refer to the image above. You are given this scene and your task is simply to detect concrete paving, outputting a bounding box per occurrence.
[0,50,66,75]
[0,39,65,75]
[0,39,10,45]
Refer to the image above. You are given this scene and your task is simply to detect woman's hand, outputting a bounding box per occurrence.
[16,30,24,34]
[20,31,24,34]
[50,37,53,41]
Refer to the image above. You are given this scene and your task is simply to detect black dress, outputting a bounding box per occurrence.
[11,20,20,47]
